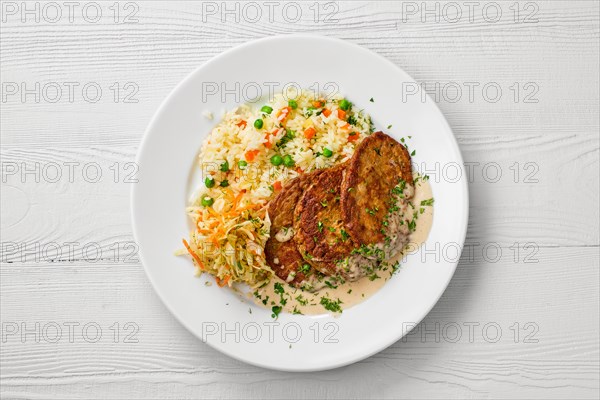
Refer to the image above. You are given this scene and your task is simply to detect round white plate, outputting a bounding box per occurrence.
[132,35,468,371]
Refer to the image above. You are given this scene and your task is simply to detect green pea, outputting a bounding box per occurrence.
[237,160,248,169]
[219,160,229,172]
[261,105,273,114]
[270,154,283,166]
[283,155,295,167]
[201,196,214,207]
[288,99,298,109]
[339,99,351,111]
[204,176,215,188]
[220,179,229,187]
[254,119,264,129]
[322,147,333,158]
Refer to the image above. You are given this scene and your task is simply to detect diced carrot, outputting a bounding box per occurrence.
[322,109,331,118]
[236,120,247,129]
[216,275,231,287]
[264,134,273,149]
[312,100,323,108]
[341,122,351,130]
[182,239,205,270]
[337,109,346,119]
[348,132,360,142]
[295,167,304,174]
[276,106,291,121]
[273,181,282,190]
[303,127,316,139]
[245,149,260,162]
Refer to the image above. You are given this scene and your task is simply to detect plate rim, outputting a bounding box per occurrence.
[131,33,469,372]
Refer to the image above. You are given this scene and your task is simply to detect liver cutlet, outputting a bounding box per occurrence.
[265,170,326,290]
[341,131,414,247]
[293,163,359,278]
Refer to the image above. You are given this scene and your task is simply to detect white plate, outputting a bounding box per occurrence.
[131,35,468,371]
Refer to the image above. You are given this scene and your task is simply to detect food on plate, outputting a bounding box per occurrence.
[265,169,327,290]
[293,163,372,280]
[341,131,415,257]
[180,89,433,316]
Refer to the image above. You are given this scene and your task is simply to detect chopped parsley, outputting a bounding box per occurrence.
[320,297,343,313]
[365,207,378,216]
[408,218,417,232]
[368,272,381,281]
[324,280,338,289]
[300,264,311,274]
[352,244,385,261]
[392,180,407,196]
[340,229,350,241]
[295,294,308,306]
[274,282,284,295]
[271,305,282,319]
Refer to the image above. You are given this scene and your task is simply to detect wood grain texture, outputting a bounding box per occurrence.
[1,1,599,399]
[1,247,598,399]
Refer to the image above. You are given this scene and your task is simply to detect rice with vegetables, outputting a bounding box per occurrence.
[181,90,373,288]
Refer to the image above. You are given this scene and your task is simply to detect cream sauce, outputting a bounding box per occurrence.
[252,177,434,316]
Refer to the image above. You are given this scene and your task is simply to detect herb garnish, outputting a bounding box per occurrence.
[340,229,350,241]
[271,306,282,319]
[320,297,343,313]
[274,282,284,295]
[295,294,308,306]
[300,264,311,274]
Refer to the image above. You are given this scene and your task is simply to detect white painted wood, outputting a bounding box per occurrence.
[1,1,598,398]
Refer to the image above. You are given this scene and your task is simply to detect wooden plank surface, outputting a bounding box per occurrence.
[1,1,599,399]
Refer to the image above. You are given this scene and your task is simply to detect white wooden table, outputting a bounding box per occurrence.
[1,1,599,398]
